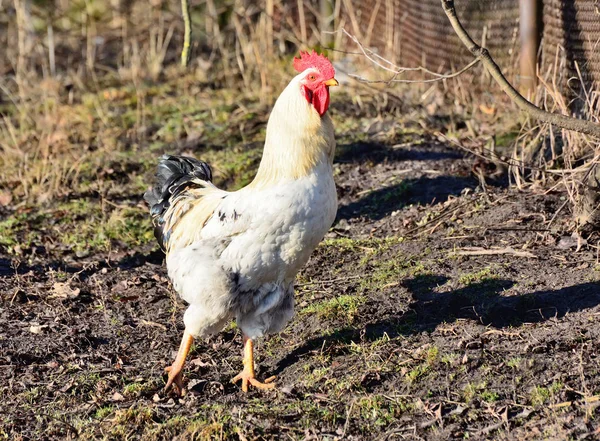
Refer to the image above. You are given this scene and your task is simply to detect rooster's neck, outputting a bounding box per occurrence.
[248,79,335,188]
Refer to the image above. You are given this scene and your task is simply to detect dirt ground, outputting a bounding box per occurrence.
[1,80,600,441]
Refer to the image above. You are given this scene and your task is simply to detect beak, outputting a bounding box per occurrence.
[324,78,339,87]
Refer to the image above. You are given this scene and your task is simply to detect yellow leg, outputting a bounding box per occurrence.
[231,336,276,392]
[164,330,193,396]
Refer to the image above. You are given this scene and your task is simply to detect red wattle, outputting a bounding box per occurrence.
[312,86,330,116]
[302,86,313,104]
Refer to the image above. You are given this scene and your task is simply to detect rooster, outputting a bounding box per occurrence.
[144,51,339,394]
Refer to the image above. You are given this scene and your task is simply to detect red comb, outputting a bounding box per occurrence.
[293,50,335,78]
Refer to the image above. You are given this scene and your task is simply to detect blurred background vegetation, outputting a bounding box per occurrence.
[0,0,599,252]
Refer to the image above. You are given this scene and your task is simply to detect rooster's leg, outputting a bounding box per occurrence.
[231,335,276,392]
[164,330,194,396]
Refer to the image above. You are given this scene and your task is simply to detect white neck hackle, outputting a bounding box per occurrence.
[248,70,335,188]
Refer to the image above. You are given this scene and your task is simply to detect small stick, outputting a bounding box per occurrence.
[297,0,307,43]
[180,0,192,67]
[450,247,537,258]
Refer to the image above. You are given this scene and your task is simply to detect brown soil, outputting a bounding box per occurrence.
[1,94,600,441]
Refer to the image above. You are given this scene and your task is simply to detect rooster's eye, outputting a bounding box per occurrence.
[307,74,316,81]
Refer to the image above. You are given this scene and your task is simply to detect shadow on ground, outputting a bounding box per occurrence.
[337,175,477,221]
[334,141,464,165]
[274,276,600,374]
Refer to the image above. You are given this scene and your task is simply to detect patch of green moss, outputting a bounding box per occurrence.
[458,267,498,285]
[360,257,428,292]
[59,201,153,253]
[530,381,563,406]
[0,211,51,252]
[94,405,115,420]
[356,395,412,430]
[405,364,429,384]
[301,294,365,322]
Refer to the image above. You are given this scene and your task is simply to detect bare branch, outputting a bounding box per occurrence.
[441,0,600,139]
[327,28,481,84]
[348,58,480,84]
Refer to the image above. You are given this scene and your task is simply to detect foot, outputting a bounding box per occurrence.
[231,336,276,393]
[164,364,185,396]
[163,331,194,396]
[231,370,276,393]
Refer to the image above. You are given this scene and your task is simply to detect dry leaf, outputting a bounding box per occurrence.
[29,325,48,334]
[190,358,210,367]
[0,191,12,207]
[49,282,80,299]
[479,104,496,115]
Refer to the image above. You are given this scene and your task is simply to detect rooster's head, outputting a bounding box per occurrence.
[293,51,338,117]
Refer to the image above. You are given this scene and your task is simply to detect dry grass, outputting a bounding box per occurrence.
[1,0,599,230]
[0,0,352,205]
[507,54,600,229]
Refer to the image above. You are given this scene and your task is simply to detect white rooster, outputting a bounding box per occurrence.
[144,51,339,394]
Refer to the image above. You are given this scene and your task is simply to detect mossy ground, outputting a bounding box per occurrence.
[1,71,600,441]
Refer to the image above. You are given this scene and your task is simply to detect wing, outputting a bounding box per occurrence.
[164,185,256,252]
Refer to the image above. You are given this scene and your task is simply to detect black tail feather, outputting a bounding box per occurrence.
[144,155,213,250]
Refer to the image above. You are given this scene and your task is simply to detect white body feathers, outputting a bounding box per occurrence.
[164,69,337,340]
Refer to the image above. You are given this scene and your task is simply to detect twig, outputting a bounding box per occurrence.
[180,0,192,67]
[330,28,481,84]
[462,226,550,232]
[140,319,168,331]
[450,247,537,258]
[547,198,569,228]
[297,0,307,43]
[420,220,445,236]
[349,58,480,84]
[549,395,599,409]
[403,199,473,236]
[342,398,356,437]
[440,0,600,138]
[297,275,363,287]
[482,227,549,232]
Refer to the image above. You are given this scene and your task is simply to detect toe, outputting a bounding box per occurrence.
[231,373,243,384]
[248,377,276,390]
